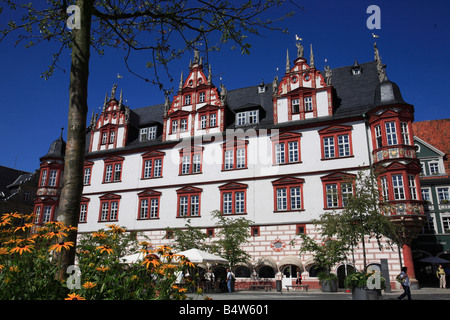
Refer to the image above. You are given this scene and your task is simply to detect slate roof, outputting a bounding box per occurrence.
[86,59,410,156]
[41,135,66,160]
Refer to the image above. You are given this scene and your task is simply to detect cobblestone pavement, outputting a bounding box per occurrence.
[189,286,450,300]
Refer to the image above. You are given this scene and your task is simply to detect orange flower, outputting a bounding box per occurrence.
[0,247,9,255]
[1,212,22,220]
[14,223,34,233]
[10,244,34,255]
[82,281,97,289]
[106,224,125,234]
[0,217,12,227]
[49,241,74,253]
[65,293,86,300]
[96,244,114,255]
[96,266,109,272]
[142,255,160,269]
[44,230,68,240]
[91,231,107,239]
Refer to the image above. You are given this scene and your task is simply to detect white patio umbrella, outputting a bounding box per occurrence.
[177,248,228,265]
[419,256,450,264]
[121,252,146,264]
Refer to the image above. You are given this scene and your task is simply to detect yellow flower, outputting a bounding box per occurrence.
[14,223,34,233]
[142,254,160,269]
[172,285,187,293]
[0,217,12,227]
[44,230,68,240]
[96,244,114,255]
[49,241,74,253]
[96,266,109,272]
[10,244,34,255]
[9,266,20,273]
[1,212,22,220]
[0,247,9,255]
[82,282,97,289]
[65,293,86,300]
[106,224,126,234]
[91,231,107,239]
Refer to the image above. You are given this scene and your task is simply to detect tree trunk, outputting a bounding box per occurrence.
[57,0,93,280]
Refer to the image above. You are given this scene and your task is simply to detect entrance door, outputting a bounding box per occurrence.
[281,265,297,288]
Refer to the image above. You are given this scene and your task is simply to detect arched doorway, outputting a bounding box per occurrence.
[258,265,275,278]
[336,264,355,288]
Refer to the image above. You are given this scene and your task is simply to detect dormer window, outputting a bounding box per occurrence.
[140,126,157,141]
[236,110,259,126]
[184,94,191,105]
[352,68,361,75]
[258,84,266,93]
[304,96,313,111]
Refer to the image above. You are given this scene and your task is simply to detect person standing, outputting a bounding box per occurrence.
[437,265,446,289]
[296,269,302,285]
[397,267,411,300]
[226,268,233,293]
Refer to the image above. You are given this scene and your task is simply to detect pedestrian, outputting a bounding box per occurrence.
[397,267,411,300]
[296,268,302,285]
[226,268,233,293]
[437,264,446,289]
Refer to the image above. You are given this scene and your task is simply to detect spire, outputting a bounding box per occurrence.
[286,49,291,73]
[179,71,184,91]
[102,93,108,112]
[310,44,315,68]
[118,89,123,108]
[374,42,386,83]
[111,83,118,99]
[208,64,212,85]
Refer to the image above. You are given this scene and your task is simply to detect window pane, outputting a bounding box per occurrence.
[179,196,188,217]
[140,199,148,219]
[275,143,285,164]
[181,155,190,174]
[223,193,233,214]
[224,150,233,170]
[114,163,121,181]
[385,122,398,145]
[43,206,52,223]
[144,160,152,178]
[290,187,302,209]
[154,159,162,177]
[326,184,338,207]
[236,148,246,168]
[277,188,287,211]
[192,154,201,173]
[105,165,113,182]
[324,137,335,158]
[101,202,109,221]
[338,135,350,157]
[83,167,91,185]
[191,195,199,216]
[150,198,159,218]
[392,175,405,200]
[288,141,299,162]
[235,192,245,213]
[110,202,118,220]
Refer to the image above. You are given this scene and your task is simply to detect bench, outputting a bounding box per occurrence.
[285,285,309,292]
[250,285,272,291]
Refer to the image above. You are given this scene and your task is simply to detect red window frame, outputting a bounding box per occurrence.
[141,151,165,179]
[137,189,162,220]
[318,125,354,160]
[370,114,413,150]
[377,163,422,203]
[271,177,305,212]
[221,139,249,170]
[321,172,356,209]
[103,156,124,183]
[176,186,202,218]
[197,105,219,130]
[39,161,63,188]
[98,193,121,222]
[179,146,203,175]
[169,110,190,134]
[99,125,117,146]
[270,132,302,165]
[219,182,248,215]
[33,198,57,225]
[79,197,90,223]
[83,161,94,186]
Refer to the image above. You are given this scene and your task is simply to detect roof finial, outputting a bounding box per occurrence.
[286,49,290,73]
[310,44,315,68]
[60,127,64,138]
[179,71,184,91]
[111,83,118,99]
[374,42,386,82]
[118,89,123,108]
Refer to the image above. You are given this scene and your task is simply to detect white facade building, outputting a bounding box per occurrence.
[35,43,425,289]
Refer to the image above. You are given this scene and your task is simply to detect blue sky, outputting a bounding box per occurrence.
[1,0,449,173]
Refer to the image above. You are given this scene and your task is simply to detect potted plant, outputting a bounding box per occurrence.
[344,270,385,300]
[318,271,339,292]
[295,235,348,292]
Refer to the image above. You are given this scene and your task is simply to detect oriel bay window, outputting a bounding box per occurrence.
[176,186,202,218]
[378,168,421,203]
[318,125,353,160]
[371,118,412,149]
[99,193,121,222]
[138,189,161,220]
[272,177,304,212]
[34,198,57,224]
[219,182,248,215]
[103,156,124,183]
